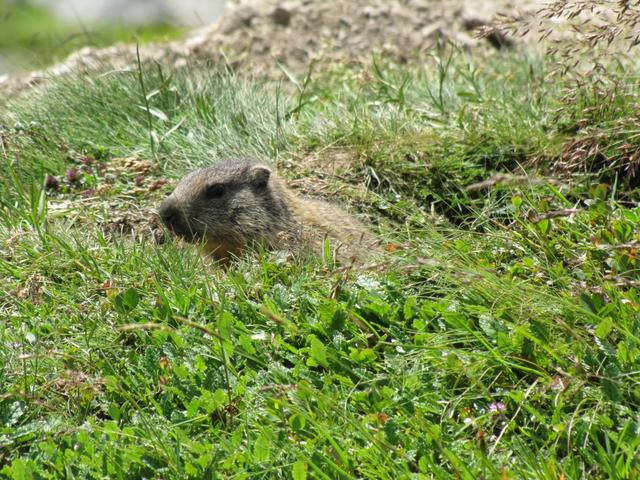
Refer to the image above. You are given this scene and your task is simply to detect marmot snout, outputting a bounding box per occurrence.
[159,159,378,262]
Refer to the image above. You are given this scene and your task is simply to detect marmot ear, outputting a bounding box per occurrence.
[249,165,271,189]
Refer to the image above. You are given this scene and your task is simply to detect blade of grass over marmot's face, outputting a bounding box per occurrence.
[158,158,379,263]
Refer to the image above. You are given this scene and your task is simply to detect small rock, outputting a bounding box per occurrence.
[484,30,514,50]
[461,2,514,49]
[173,58,188,69]
[236,5,258,26]
[271,6,292,27]
[446,29,477,49]
[223,5,257,33]
[44,174,60,190]
[419,22,446,40]
[406,0,430,12]
[104,173,117,184]
[462,17,487,31]
[461,0,494,25]
[152,228,166,245]
[362,6,385,18]
[463,16,514,49]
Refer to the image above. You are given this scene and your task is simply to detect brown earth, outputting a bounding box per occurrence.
[0,0,544,97]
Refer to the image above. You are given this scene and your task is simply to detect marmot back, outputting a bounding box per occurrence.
[158,159,378,262]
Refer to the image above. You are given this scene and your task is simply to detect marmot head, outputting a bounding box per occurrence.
[158,159,292,257]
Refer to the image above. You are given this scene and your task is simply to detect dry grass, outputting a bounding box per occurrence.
[483,1,640,67]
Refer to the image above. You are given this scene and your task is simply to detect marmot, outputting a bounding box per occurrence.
[158,158,379,262]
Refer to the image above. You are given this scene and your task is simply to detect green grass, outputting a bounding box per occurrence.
[1,46,640,478]
[0,0,184,71]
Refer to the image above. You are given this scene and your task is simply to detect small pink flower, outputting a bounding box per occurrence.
[81,156,95,166]
[488,402,506,414]
[552,376,565,391]
[66,168,80,183]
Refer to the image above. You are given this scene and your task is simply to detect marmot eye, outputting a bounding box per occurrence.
[205,184,226,199]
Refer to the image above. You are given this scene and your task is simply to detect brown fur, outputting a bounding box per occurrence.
[158,158,378,262]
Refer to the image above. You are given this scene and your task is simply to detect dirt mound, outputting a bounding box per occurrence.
[188,0,535,75]
[0,0,542,97]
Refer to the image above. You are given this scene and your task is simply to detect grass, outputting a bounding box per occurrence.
[1,43,640,478]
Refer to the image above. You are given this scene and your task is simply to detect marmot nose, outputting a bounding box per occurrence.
[158,201,179,227]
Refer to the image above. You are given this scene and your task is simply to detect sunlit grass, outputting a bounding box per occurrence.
[1,47,640,478]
